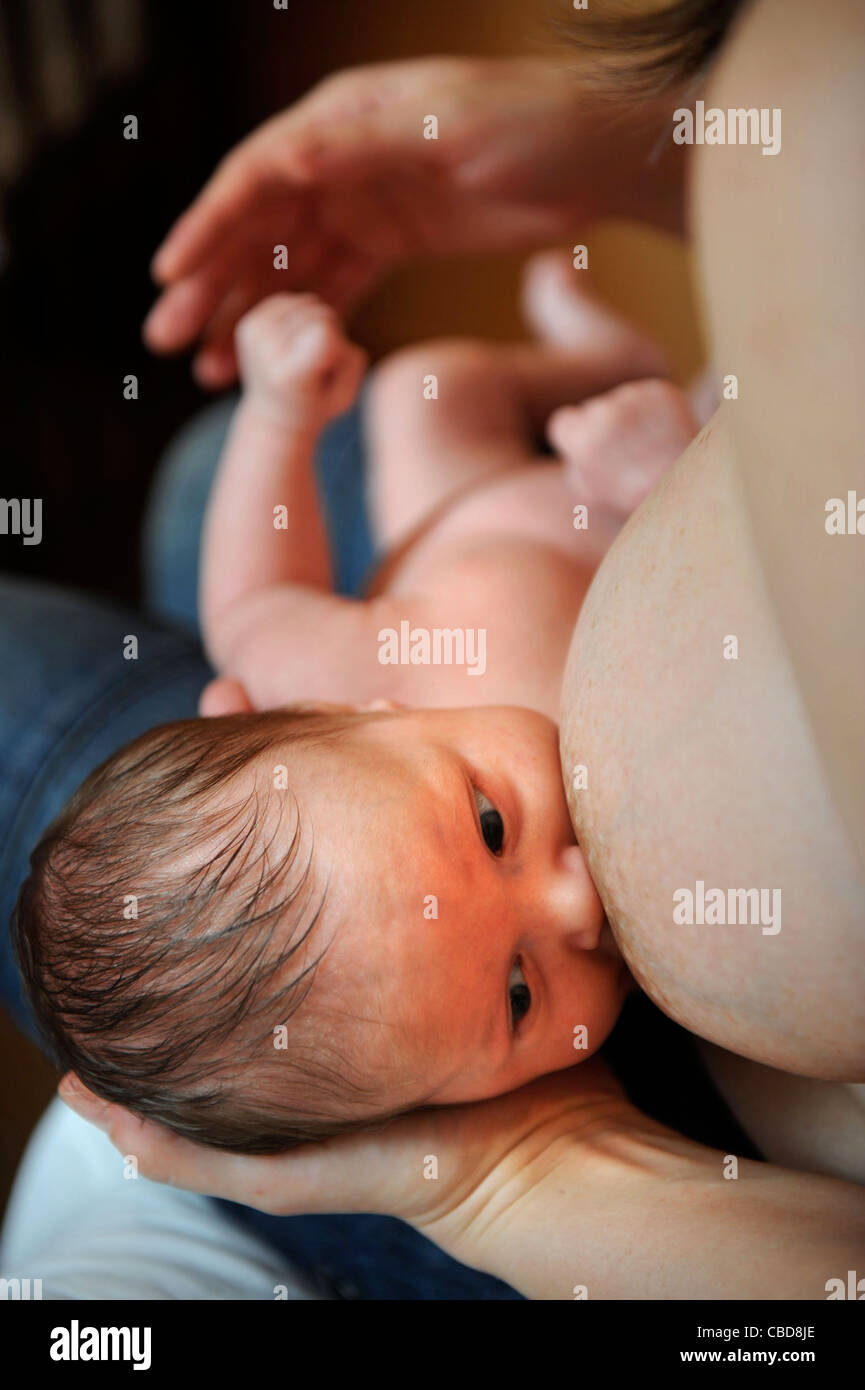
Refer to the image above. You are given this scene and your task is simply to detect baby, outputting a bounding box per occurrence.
[13,253,699,1151]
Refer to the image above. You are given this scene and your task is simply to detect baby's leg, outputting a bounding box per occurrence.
[367,299,667,553]
[521,249,669,371]
[526,248,717,428]
[549,377,699,517]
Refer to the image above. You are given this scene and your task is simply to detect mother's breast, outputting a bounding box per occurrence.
[559,410,865,1080]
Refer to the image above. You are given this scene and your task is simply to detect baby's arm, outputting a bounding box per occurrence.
[199,295,386,708]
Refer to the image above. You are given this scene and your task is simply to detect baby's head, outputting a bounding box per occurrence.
[13,702,630,1151]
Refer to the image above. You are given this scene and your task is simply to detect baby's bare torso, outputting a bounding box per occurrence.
[366,461,602,720]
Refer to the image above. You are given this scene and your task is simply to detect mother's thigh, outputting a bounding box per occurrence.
[0,576,211,1038]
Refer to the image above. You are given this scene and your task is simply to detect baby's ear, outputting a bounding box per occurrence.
[199,677,255,717]
[293,698,403,715]
[57,1072,104,1115]
[292,699,360,715]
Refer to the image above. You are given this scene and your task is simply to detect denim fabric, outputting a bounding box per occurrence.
[0,391,522,1300]
[141,392,376,630]
[0,576,214,1039]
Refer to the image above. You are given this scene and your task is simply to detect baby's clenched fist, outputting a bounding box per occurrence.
[235,293,367,423]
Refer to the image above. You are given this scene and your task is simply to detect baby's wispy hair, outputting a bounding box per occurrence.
[12,706,413,1151]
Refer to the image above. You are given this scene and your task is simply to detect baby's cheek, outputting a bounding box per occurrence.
[546,955,625,1072]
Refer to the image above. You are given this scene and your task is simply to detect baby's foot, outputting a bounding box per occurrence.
[235,293,367,424]
[521,249,667,377]
[548,378,698,516]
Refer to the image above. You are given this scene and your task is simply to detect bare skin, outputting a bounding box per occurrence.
[224,705,630,1114]
[192,266,688,1110]
[62,0,865,1299]
[562,409,865,1082]
[60,1056,865,1300]
[561,0,865,1086]
[143,58,684,388]
[200,268,677,722]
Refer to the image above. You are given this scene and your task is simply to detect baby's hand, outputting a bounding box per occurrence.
[235,293,367,424]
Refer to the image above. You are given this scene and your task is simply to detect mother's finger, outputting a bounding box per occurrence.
[189,274,273,388]
[150,58,450,289]
[151,133,300,285]
[195,214,331,355]
[146,196,326,357]
[57,1074,359,1215]
[143,272,229,354]
[149,90,343,287]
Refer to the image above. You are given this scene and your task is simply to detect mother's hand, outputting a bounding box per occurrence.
[58,1059,627,1274]
[59,1058,865,1301]
[143,55,684,390]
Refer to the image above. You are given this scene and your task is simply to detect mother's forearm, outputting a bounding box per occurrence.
[439,1121,865,1301]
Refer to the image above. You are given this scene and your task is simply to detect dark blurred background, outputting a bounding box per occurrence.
[0,0,717,1221]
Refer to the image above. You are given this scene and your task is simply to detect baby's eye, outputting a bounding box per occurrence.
[473,788,504,855]
[508,959,531,1030]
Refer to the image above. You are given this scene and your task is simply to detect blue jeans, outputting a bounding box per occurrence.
[0,393,522,1300]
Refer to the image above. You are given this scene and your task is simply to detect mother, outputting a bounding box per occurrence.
[61,0,865,1296]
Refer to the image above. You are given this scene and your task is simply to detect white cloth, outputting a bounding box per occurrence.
[0,1096,323,1300]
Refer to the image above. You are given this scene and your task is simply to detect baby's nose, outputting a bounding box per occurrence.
[552,843,606,951]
